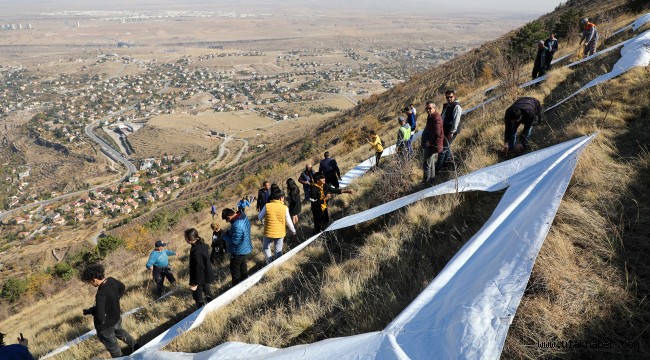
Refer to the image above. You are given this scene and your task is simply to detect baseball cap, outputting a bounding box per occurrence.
[155,240,166,247]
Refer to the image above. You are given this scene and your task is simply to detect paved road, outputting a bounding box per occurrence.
[0,80,172,223]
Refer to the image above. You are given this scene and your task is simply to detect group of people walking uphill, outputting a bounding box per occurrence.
[66,17,603,358]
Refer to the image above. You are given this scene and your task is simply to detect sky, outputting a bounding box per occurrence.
[0,0,568,16]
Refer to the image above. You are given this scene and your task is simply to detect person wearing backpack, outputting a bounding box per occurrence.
[437,90,462,171]
[366,130,384,168]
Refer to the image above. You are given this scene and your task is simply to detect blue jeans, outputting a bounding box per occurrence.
[506,122,533,151]
[436,134,456,170]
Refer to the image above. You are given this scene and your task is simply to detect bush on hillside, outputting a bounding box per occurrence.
[1,278,28,303]
[52,261,77,281]
[629,0,650,11]
[97,235,125,258]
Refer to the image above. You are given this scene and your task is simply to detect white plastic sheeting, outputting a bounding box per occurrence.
[40,290,177,359]
[547,30,650,112]
[127,134,595,360]
[611,13,650,36]
[340,130,423,188]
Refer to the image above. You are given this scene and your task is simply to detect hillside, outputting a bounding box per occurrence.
[1,0,650,358]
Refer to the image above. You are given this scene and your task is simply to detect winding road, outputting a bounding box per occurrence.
[0,81,170,223]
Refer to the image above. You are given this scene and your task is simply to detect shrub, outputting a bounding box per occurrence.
[97,235,125,258]
[190,199,206,213]
[1,278,28,303]
[67,248,103,269]
[509,21,548,59]
[26,272,53,296]
[52,262,77,281]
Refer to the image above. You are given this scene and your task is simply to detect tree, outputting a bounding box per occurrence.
[97,235,125,258]
[1,278,28,303]
[555,8,584,41]
[509,21,548,59]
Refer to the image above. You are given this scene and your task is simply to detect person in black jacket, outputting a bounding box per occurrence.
[309,173,352,234]
[532,41,549,79]
[319,151,342,189]
[81,263,137,358]
[544,32,559,69]
[210,222,226,265]
[286,178,301,225]
[503,97,543,152]
[256,181,271,212]
[184,228,215,307]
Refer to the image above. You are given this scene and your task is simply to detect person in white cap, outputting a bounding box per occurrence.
[579,18,599,58]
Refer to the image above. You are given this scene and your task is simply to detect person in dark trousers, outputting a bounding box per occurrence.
[405,106,416,156]
[319,151,342,189]
[184,228,215,308]
[237,197,251,213]
[286,178,302,225]
[210,222,227,265]
[256,181,271,212]
[309,172,353,234]
[532,40,549,79]
[298,164,316,203]
[145,240,177,297]
[221,208,253,286]
[366,130,384,168]
[580,18,598,58]
[396,116,412,161]
[544,32,559,69]
[503,97,543,152]
[421,101,444,184]
[81,263,137,358]
[0,332,35,360]
[210,204,216,220]
[437,90,462,170]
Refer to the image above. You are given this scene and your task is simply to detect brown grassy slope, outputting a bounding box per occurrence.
[161,3,650,359]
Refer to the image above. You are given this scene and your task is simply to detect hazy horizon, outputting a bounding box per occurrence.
[0,0,566,17]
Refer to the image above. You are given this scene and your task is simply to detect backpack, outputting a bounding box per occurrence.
[380,138,386,147]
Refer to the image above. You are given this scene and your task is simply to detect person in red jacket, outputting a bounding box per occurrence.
[421,101,444,184]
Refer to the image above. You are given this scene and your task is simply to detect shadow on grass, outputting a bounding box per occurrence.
[287,190,502,344]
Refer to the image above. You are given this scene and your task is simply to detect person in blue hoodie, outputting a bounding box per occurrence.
[237,197,251,213]
[0,332,35,360]
[221,208,253,286]
[145,240,177,297]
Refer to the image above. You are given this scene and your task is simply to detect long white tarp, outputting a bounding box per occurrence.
[611,12,650,36]
[127,134,595,359]
[546,30,650,112]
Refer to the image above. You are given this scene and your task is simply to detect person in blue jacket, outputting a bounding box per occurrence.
[237,197,251,212]
[0,332,35,360]
[221,208,253,286]
[145,240,177,297]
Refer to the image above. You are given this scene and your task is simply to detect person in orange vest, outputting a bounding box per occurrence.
[579,18,599,58]
[258,188,296,264]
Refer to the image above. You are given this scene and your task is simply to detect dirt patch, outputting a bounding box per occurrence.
[128,125,221,162]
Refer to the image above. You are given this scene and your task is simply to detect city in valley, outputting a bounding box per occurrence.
[0,1,529,284]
